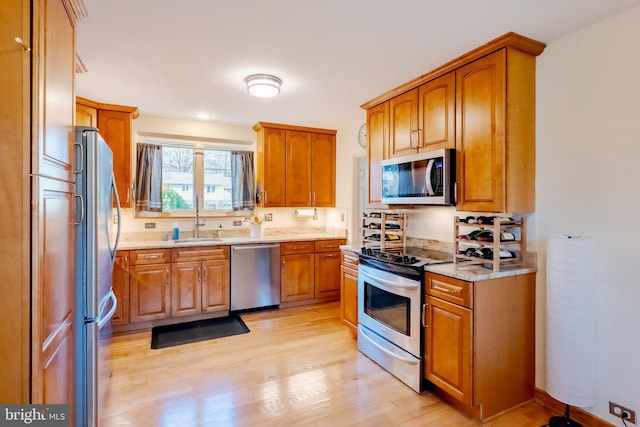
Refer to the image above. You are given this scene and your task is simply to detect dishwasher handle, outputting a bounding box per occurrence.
[232,244,280,251]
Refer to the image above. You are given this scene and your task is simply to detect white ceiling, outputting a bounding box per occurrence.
[75,0,639,130]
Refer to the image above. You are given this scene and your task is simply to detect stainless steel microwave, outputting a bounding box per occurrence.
[381,148,455,205]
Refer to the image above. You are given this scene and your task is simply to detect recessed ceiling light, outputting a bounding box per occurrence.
[245,74,282,98]
[194,113,213,120]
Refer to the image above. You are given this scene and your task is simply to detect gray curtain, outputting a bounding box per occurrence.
[135,143,163,212]
[231,151,255,211]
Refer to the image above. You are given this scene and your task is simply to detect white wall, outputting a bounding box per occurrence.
[536,5,640,422]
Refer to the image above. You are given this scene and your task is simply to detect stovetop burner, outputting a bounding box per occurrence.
[359,246,452,267]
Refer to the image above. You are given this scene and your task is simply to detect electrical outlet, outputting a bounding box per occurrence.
[144,222,156,229]
[610,401,636,424]
[264,213,273,222]
[233,220,242,226]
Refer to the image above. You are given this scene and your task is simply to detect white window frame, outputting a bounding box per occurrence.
[134,132,254,218]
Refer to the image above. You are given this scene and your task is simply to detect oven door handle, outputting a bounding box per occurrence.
[359,326,419,365]
[360,268,419,290]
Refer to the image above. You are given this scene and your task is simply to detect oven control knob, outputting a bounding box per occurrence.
[410,257,418,264]
[403,255,410,264]
[361,247,367,254]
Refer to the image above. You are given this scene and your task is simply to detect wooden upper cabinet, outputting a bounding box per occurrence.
[418,71,456,151]
[310,132,336,207]
[456,49,536,213]
[76,103,97,127]
[389,89,418,158]
[285,130,312,206]
[76,97,139,208]
[256,126,286,207]
[366,102,389,208]
[254,122,337,208]
[361,33,545,213]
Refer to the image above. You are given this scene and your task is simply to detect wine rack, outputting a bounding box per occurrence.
[454,216,526,272]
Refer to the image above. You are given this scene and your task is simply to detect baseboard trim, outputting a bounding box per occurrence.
[534,388,615,427]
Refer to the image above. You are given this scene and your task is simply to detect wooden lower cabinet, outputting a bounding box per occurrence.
[423,272,535,421]
[340,250,359,334]
[112,251,130,325]
[129,263,171,322]
[314,240,344,300]
[171,256,230,317]
[128,249,172,323]
[281,251,315,302]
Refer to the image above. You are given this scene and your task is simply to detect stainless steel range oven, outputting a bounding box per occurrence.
[357,247,451,392]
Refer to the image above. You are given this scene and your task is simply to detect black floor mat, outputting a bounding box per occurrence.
[151,315,249,349]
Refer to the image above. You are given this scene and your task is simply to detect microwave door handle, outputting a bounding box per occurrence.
[425,159,435,196]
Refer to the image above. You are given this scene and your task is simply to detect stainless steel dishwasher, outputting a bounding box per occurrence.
[230,243,281,311]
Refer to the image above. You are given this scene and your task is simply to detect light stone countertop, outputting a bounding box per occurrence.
[338,244,536,282]
[118,232,347,251]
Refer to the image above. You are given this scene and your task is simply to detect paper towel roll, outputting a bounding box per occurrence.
[546,235,595,407]
[295,208,315,218]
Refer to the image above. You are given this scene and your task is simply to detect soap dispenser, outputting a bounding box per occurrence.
[218,223,223,238]
[173,222,179,240]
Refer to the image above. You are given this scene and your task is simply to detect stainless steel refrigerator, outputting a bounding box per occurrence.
[74,126,121,427]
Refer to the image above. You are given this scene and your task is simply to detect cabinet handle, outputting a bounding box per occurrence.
[203,266,207,283]
[198,267,201,284]
[308,192,312,205]
[124,256,129,273]
[166,269,170,286]
[422,303,428,328]
[263,190,268,204]
[142,254,161,259]
[433,284,456,295]
[312,192,316,205]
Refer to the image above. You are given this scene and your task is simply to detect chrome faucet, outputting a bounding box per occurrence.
[194,194,205,238]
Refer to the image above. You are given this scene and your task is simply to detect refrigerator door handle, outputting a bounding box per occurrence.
[97,289,117,331]
[74,142,84,174]
[109,172,122,263]
[74,194,85,225]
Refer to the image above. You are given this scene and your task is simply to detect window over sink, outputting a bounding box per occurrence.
[134,137,254,217]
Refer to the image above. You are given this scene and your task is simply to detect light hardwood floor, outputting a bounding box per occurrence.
[101,302,554,426]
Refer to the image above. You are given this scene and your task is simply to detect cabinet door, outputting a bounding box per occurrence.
[97,110,132,208]
[76,103,97,127]
[171,261,202,317]
[340,266,358,332]
[366,102,389,208]
[424,295,472,406]
[285,130,312,206]
[310,132,336,207]
[32,176,76,406]
[260,127,286,207]
[33,0,75,184]
[419,72,455,151]
[281,253,315,302]
[130,264,171,322]
[112,252,130,325]
[202,259,230,313]
[389,89,418,158]
[314,251,341,300]
[455,50,506,212]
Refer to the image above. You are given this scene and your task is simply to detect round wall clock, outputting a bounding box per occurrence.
[358,123,367,148]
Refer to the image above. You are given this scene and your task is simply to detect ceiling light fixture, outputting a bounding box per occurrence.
[245,74,282,98]
[194,112,212,120]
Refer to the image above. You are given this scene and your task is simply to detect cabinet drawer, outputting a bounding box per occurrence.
[425,273,472,308]
[315,239,346,253]
[341,250,359,270]
[172,245,230,262]
[281,241,315,255]
[129,249,171,265]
